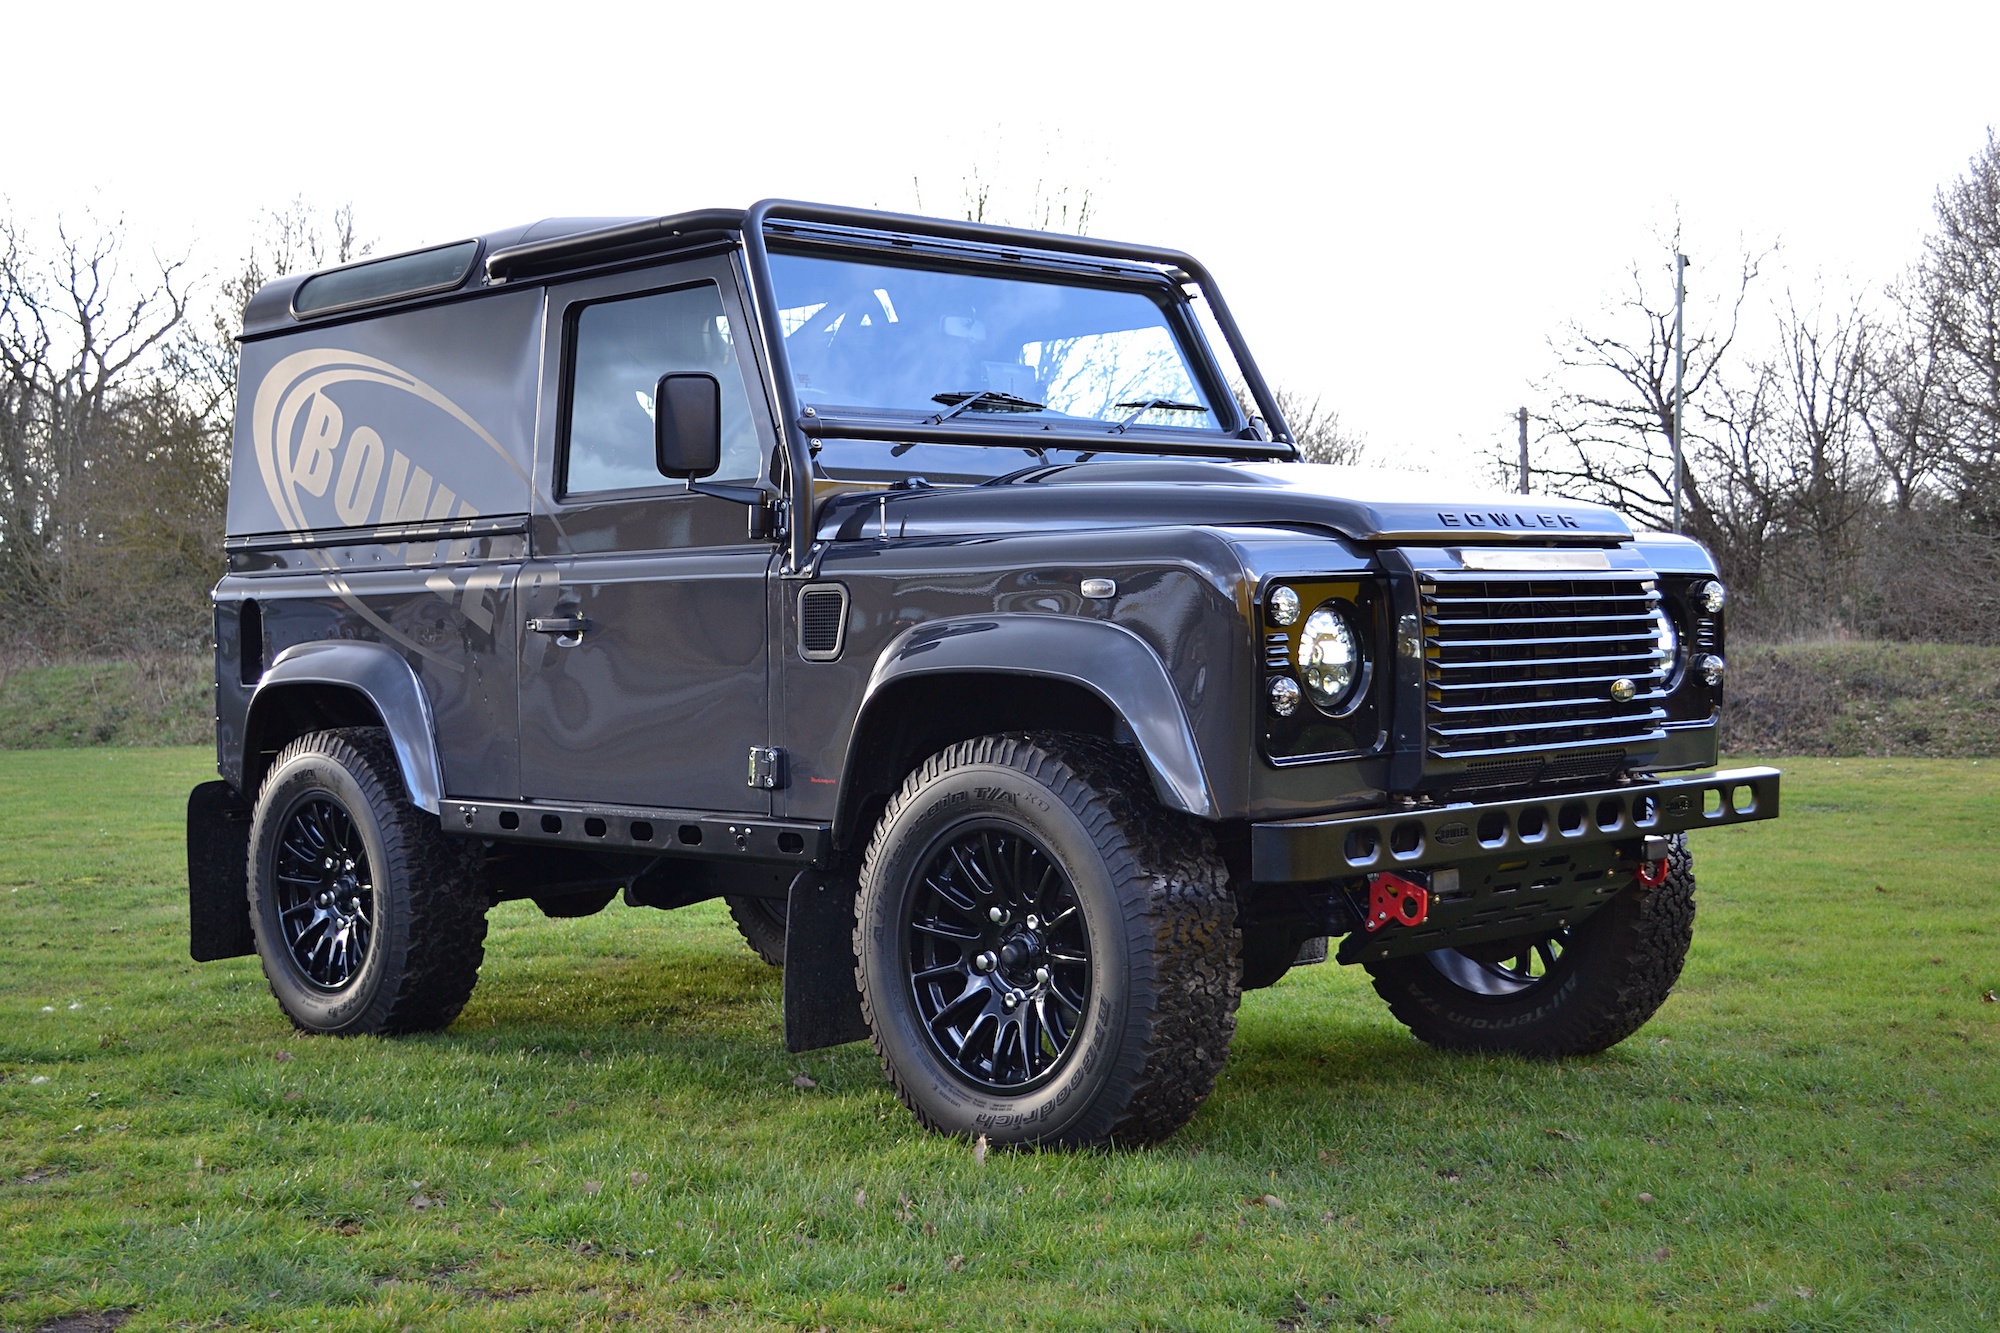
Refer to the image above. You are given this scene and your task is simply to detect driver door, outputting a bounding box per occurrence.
[517,259,777,814]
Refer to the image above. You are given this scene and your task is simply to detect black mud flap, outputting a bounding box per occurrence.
[783,869,869,1053]
[188,780,255,962]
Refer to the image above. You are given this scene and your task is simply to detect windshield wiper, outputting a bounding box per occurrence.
[1110,399,1209,433]
[929,390,1046,424]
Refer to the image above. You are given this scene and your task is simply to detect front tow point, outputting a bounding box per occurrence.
[1365,872,1430,933]
[1637,833,1673,886]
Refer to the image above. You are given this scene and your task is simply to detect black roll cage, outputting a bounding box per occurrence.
[737,200,1299,571]
[487,199,1301,573]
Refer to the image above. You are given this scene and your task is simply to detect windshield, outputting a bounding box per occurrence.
[768,251,1223,434]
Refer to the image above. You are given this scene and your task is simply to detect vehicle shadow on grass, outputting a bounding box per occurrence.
[421,909,1654,1159]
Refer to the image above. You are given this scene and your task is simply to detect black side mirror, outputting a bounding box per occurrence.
[653,372,722,480]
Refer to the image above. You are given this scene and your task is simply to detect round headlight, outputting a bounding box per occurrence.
[1695,579,1727,614]
[1268,585,1300,626]
[1297,604,1361,711]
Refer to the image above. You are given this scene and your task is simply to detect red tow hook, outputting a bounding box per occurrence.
[1636,857,1671,887]
[1364,872,1430,933]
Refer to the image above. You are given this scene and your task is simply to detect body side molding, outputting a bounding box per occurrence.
[855,614,1218,820]
[249,640,447,813]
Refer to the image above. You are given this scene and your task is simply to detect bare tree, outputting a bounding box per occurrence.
[1916,129,2000,520]
[1269,387,1367,465]
[1530,232,1768,541]
[0,199,367,650]
[174,197,367,421]
[0,212,195,638]
[1773,293,1876,555]
[1867,274,1960,511]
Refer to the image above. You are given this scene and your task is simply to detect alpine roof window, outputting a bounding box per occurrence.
[293,241,480,317]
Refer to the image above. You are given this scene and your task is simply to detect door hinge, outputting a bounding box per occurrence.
[748,746,788,790]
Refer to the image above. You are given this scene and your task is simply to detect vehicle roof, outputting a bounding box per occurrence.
[238,210,748,340]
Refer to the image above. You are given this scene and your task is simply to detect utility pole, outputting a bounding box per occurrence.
[1517,407,1529,494]
[1672,252,1689,533]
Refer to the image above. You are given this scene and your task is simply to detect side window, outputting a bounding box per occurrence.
[564,283,761,494]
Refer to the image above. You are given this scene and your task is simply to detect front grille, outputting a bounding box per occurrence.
[1421,575,1666,762]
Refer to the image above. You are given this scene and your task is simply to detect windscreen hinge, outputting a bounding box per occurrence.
[748,746,788,791]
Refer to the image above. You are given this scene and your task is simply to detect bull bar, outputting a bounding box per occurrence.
[1251,767,1782,884]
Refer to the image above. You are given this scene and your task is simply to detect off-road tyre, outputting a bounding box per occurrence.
[1364,834,1696,1057]
[854,733,1239,1147]
[247,727,488,1036]
[725,894,788,967]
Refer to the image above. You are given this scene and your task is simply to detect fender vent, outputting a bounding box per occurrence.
[798,584,849,661]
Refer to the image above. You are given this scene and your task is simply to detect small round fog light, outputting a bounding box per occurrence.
[1269,676,1301,717]
[1268,586,1301,626]
[1695,579,1727,614]
[1695,653,1725,686]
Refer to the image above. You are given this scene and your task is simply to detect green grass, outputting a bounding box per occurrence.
[0,656,210,750]
[1724,641,2000,757]
[2,750,1996,1331]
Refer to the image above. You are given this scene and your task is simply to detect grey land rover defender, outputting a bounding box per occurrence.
[187,201,1780,1147]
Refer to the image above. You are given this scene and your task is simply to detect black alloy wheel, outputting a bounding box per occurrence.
[854,733,1240,1147]
[272,797,376,989]
[905,824,1092,1091]
[247,727,488,1036]
[1423,928,1570,998]
[1364,835,1697,1058]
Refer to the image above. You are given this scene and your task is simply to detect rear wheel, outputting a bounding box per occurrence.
[725,894,789,967]
[247,728,488,1036]
[855,734,1239,1147]
[1364,835,1696,1057]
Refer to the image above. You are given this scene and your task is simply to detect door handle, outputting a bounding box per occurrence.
[527,615,589,646]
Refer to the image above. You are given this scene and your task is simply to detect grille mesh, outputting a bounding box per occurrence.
[799,586,848,659]
[1422,575,1666,762]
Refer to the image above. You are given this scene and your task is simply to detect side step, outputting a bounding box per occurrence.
[441,797,832,868]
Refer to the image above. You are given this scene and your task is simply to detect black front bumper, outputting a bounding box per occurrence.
[1251,767,1781,962]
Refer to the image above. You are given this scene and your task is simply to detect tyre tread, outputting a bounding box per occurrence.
[250,727,487,1035]
[1366,835,1696,1057]
[855,732,1239,1146]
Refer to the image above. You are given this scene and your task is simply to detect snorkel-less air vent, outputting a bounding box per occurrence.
[799,584,849,660]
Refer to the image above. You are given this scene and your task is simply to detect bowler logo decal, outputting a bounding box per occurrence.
[250,348,516,537]
[249,348,527,669]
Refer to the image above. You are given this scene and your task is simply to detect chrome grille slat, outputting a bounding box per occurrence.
[1424,611,1660,629]
[1431,730,1669,762]
[1432,708,1668,739]
[1431,630,1655,651]
[1429,691,1667,717]
[1435,669,1666,692]
[1429,591,1650,608]
[1430,651,1661,674]
[1422,574,1664,763]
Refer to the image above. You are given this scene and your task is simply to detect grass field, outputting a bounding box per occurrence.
[1,750,1996,1331]
[0,657,209,751]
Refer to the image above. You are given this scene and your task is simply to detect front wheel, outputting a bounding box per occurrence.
[1364,835,1696,1057]
[247,728,488,1036]
[854,734,1240,1148]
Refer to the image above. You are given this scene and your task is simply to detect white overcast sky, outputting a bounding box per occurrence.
[8,1,1997,470]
